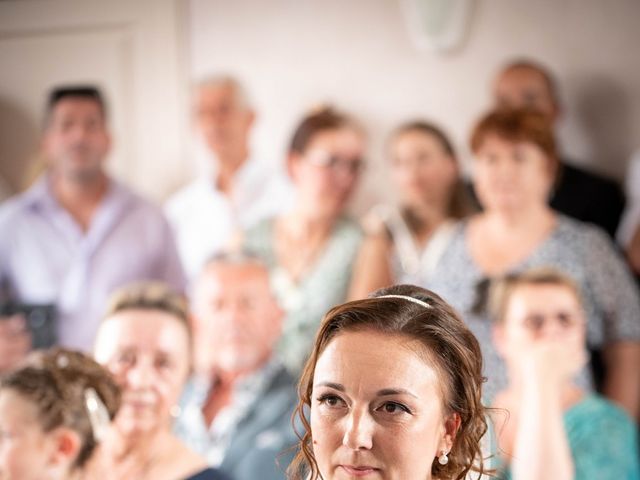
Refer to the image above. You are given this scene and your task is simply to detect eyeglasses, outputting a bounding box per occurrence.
[304,149,365,175]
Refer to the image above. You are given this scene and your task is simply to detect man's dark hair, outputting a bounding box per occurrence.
[45,85,107,124]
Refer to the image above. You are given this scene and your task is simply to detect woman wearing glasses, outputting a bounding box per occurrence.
[243,107,366,373]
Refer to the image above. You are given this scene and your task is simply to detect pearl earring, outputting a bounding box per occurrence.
[170,405,182,418]
[438,450,449,465]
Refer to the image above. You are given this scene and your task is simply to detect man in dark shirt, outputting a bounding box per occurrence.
[491,59,625,238]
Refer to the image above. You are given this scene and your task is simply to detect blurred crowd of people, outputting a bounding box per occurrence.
[0,58,639,479]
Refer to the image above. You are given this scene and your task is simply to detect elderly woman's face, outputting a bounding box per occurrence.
[94,310,190,436]
[290,127,365,218]
[310,329,456,480]
[473,133,554,213]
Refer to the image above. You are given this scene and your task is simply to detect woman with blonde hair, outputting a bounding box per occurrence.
[91,282,229,480]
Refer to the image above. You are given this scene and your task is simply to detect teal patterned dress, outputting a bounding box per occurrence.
[499,395,640,480]
[243,215,363,373]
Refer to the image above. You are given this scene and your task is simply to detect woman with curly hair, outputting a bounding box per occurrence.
[288,284,488,480]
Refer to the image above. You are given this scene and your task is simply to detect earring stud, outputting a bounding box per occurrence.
[438,450,449,465]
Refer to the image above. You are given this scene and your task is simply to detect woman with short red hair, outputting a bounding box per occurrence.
[427,108,640,419]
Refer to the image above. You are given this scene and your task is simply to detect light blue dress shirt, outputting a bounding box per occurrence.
[0,175,185,350]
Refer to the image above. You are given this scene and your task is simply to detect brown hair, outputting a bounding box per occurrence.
[488,267,583,325]
[104,281,192,344]
[391,121,475,220]
[288,106,361,155]
[0,348,121,469]
[288,284,487,480]
[470,108,559,177]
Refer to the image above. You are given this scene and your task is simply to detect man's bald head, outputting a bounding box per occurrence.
[493,59,560,122]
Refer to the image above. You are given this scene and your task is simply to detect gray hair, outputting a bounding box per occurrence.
[192,74,252,111]
[190,248,278,307]
[201,248,265,270]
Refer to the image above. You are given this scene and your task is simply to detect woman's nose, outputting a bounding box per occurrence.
[342,408,374,450]
[542,319,565,338]
[126,360,154,388]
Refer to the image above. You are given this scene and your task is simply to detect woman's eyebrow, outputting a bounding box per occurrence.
[314,384,418,399]
[376,388,418,399]
[314,382,345,391]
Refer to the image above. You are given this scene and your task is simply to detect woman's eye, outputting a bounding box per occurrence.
[557,312,575,327]
[481,153,497,165]
[525,315,545,332]
[316,394,346,408]
[155,356,172,370]
[116,351,135,366]
[378,401,410,415]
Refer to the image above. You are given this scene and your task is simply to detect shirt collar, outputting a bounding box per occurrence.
[203,156,263,194]
[188,356,283,408]
[22,173,132,213]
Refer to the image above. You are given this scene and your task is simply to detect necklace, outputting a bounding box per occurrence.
[274,216,334,283]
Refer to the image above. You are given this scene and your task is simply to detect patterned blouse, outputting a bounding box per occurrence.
[243,215,363,373]
[427,215,640,401]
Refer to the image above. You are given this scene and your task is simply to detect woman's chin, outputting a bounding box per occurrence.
[116,411,160,437]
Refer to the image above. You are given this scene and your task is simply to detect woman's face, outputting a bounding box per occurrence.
[310,329,456,480]
[472,134,554,213]
[94,310,191,437]
[497,283,586,362]
[290,127,365,219]
[389,130,458,210]
[0,390,56,480]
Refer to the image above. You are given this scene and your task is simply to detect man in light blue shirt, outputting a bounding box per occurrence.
[0,86,185,371]
[176,250,298,480]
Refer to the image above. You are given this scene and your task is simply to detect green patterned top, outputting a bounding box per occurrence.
[243,215,363,374]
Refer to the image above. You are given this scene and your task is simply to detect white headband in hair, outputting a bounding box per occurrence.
[378,294,431,308]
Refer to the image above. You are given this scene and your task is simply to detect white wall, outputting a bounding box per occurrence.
[0,0,189,201]
[188,0,640,212]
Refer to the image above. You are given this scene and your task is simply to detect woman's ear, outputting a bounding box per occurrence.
[493,324,509,359]
[286,152,302,180]
[46,427,82,473]
[441,412,461,451]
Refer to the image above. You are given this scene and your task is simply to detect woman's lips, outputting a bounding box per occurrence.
[339,465,380,477]
[123,399,155,412]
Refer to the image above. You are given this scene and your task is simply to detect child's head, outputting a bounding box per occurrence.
[0,348,120,480]
[489,267,586,361]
